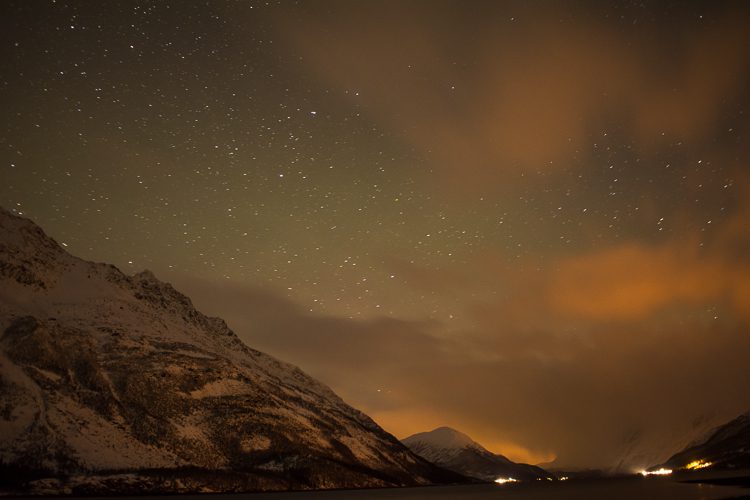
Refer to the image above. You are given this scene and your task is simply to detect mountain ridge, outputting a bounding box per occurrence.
[0,207,464,495]
[652,411,750,472]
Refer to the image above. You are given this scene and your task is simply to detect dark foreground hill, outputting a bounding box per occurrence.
[0,208,464,495]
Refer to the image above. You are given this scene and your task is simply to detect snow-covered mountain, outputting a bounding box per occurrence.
[402,427,552,482]
[0,208,463,495]
[653,411,750,471]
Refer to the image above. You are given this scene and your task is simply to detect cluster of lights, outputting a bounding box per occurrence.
[494,477,518,484]
[500,476,568,484]
[685,459,712,470]
[639,458,713,477]
[639,468,673,476]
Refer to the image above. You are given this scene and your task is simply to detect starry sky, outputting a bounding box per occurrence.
[2,1,750,469]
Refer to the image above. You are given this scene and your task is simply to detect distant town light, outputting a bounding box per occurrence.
[685,459,712,470]
[494,477,518,484]
[639,468,672,476]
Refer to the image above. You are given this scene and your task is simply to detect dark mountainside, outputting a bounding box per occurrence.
[0,208,465,495]
[402,427,553,482]
[654,411,750,471]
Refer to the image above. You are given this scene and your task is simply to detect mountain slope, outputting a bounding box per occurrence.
[607,414,724,474]
[0,208,463,495]
[402,427,552,482]
[654,412,750,471]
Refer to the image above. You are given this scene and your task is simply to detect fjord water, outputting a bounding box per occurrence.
[242,478,748,500]
[89,477,746,500]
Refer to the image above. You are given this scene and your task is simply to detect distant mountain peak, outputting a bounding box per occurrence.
[402,427,552,482]
[404,427,487,454]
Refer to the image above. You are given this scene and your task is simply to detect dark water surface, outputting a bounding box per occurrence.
[93,476,748,500]
[242,477,748,499]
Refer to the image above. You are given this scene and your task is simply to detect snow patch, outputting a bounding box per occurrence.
[241,435,271,452]
[189,378,252,398]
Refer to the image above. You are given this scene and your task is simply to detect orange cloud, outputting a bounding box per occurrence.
[547,179,750,322]
[548,243,724,320]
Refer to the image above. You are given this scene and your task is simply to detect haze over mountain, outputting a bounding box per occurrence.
[402,427,552,482]
[0,208,462,495]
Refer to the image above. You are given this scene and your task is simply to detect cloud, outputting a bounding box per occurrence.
[547,186,750,322]
[547,243,722,320]
[167,2,750,469]
[165,180,750,469]
[168,273,561,463]
[170,241,750,469]
[166,275,455,405]
[272,2,750,194]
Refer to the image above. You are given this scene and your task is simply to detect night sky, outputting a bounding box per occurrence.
[2,1,750,469]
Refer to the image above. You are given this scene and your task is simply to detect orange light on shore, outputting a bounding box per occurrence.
[639,468,672,476]
[685,460,712,470]
[494,477,519,484]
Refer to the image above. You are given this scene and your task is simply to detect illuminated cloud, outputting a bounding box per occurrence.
[279,1,750,194]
